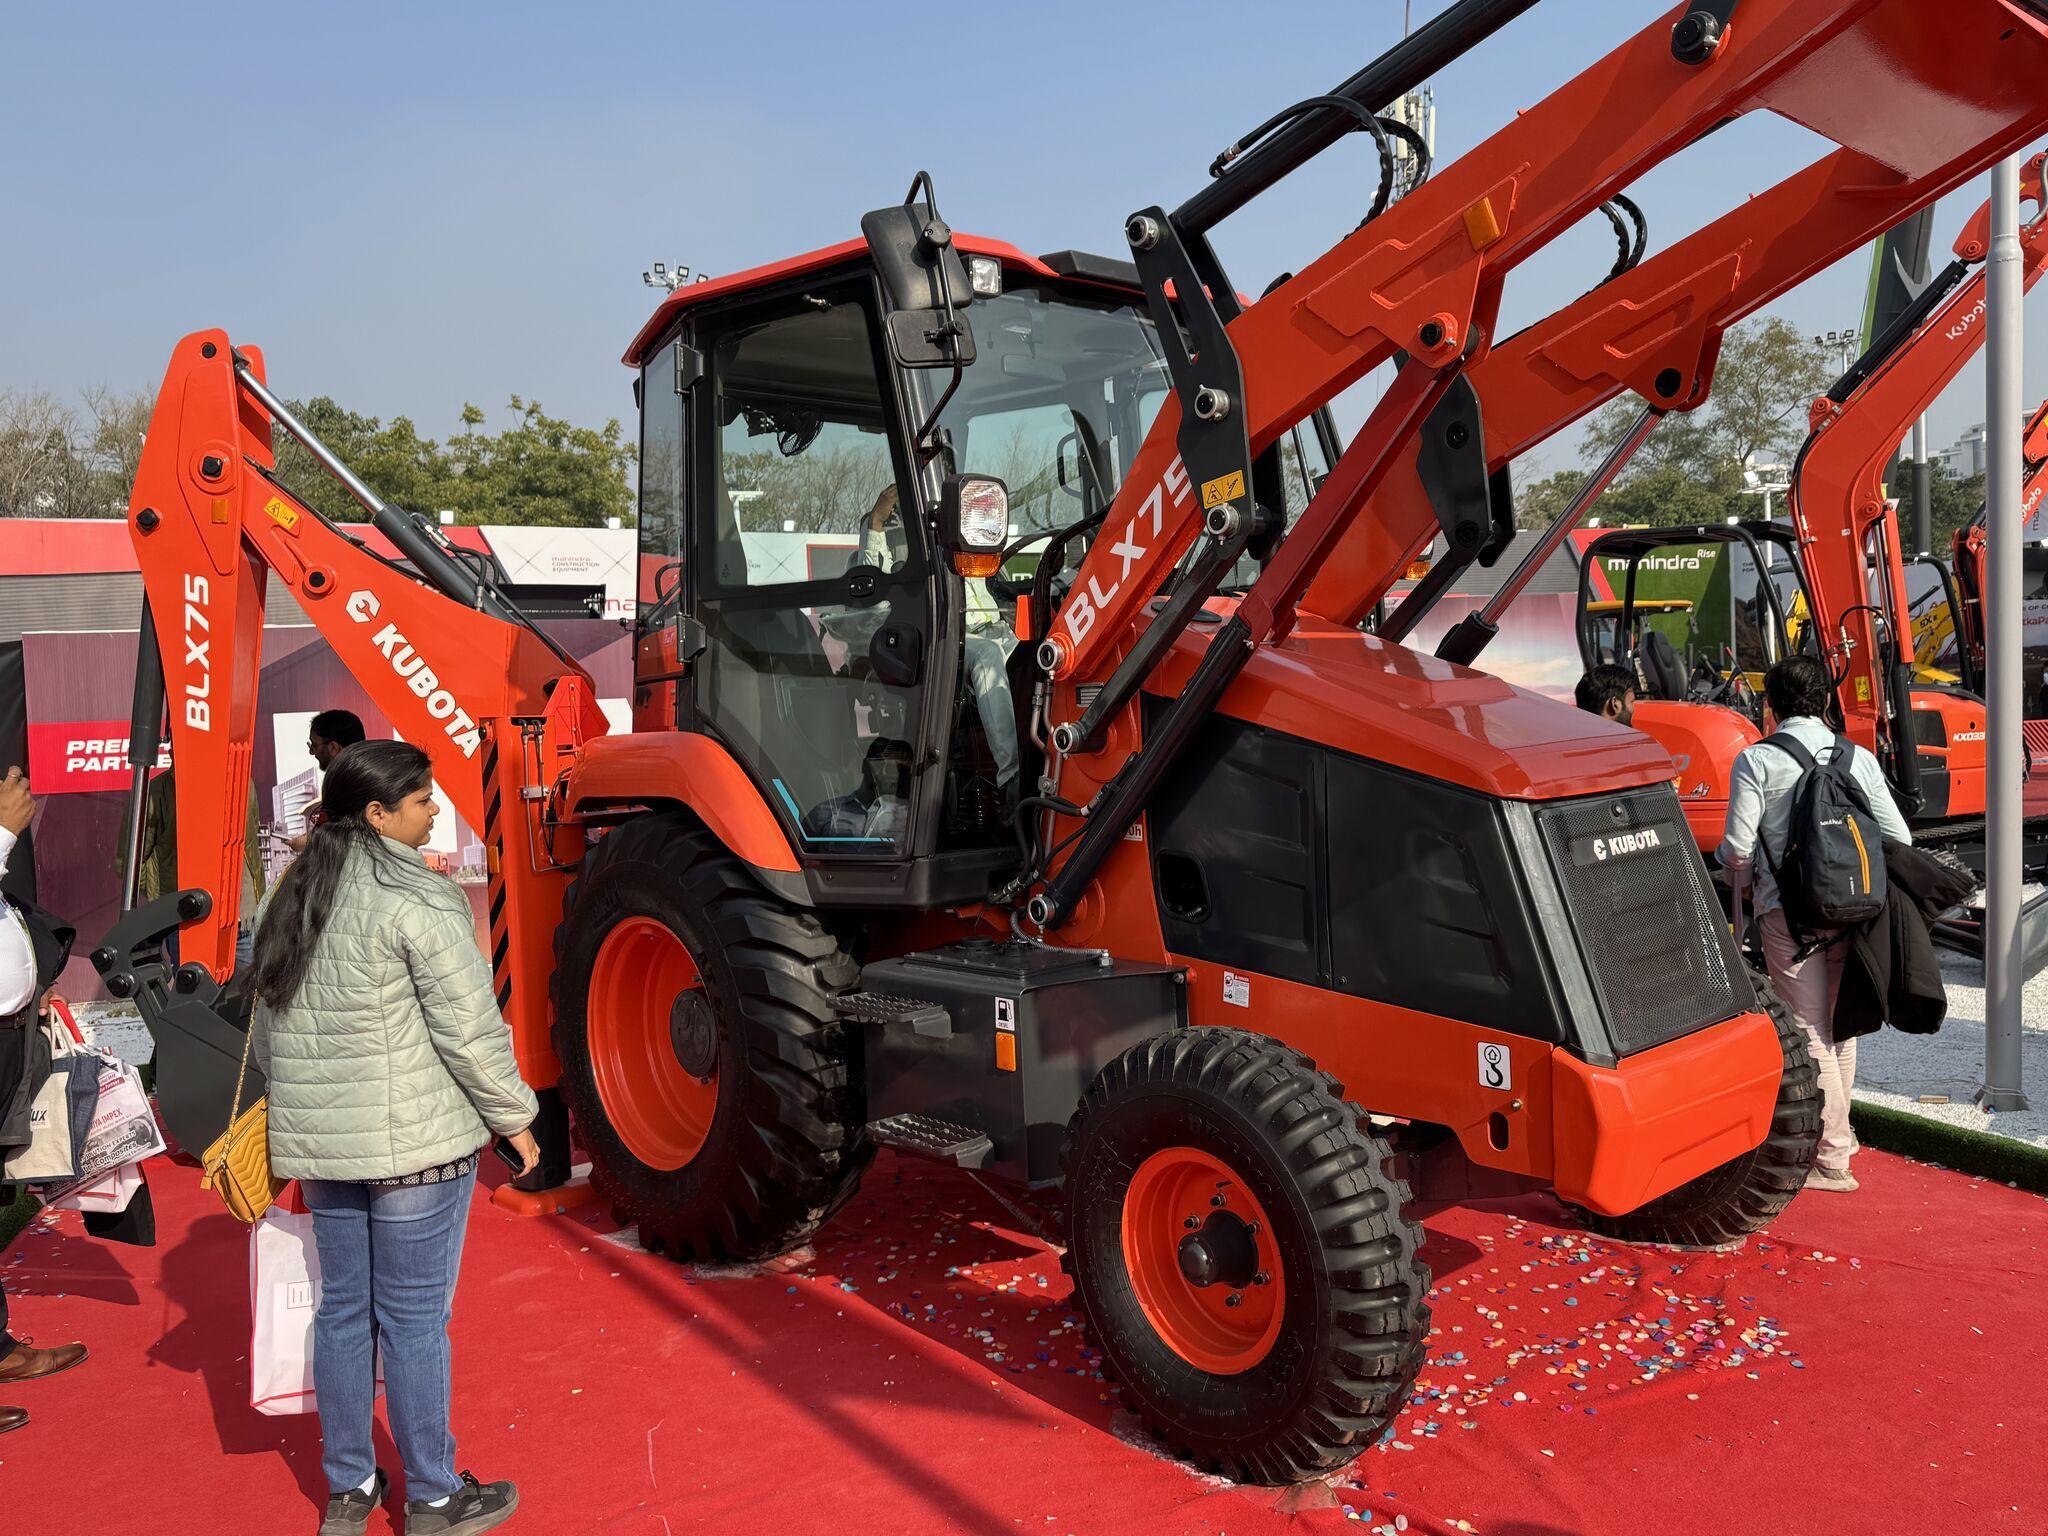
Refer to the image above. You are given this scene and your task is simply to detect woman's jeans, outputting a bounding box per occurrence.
[302,1169,476,1502]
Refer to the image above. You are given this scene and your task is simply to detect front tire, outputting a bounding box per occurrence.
[1061,1028,1431,1485]
[551,813,871,1263]
[1577,974,1820,1247]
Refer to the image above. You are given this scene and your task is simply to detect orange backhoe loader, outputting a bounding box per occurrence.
[1568,158,2048,855]
[91,0,2048,1485]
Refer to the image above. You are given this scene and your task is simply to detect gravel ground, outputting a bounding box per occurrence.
[1853,945,2048,1148]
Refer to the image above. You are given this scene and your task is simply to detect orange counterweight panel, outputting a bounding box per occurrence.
[1550,1010,1784,1216]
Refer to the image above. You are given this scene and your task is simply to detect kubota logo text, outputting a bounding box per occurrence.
[1945,297,1987,343]
[1593,827,1663,860]
[182,573,213,731]
[1060,455,1194,650]
[346,591,484,757]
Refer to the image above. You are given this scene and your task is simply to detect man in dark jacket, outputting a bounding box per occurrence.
[0,767,90,1435]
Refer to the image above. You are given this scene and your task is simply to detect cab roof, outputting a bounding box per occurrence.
[623,234,1140,368]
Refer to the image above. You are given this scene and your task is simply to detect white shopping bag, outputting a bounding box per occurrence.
[249,1184,383,1416]
[46,1159,145,1215]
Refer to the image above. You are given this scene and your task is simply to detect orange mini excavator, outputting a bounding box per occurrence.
[95,0,2048,1485]
[1568,157,2048,853]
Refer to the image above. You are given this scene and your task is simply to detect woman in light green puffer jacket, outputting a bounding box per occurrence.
[248,740,533,1536]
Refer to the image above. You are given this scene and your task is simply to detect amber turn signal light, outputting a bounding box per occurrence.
[954,552,1002,578]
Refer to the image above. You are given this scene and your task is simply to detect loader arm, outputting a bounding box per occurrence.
[1786,158,2048,790]
[1026,0,2048,926]
[97,330,606,1148]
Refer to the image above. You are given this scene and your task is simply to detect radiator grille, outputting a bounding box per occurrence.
[1533,785,1750,1056]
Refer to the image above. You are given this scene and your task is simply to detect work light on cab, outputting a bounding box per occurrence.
[942,473,1009,577]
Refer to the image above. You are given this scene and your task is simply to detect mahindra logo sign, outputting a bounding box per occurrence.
[346,591,484,757]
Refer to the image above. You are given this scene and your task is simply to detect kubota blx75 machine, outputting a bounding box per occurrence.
[94,0,2048,1484]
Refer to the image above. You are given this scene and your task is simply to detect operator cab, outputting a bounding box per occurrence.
[1577,522,1814,728]
[626,190,1238,904]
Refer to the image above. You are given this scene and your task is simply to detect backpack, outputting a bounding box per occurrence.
[1760,731,1888,932]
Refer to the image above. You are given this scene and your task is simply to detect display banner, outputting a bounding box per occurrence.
[26,722,170,793]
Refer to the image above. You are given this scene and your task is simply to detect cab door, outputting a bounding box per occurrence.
[679,276,936,858]
[633,337,690,731]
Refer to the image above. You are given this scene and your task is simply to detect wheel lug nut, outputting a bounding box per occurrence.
[1184,1216,1200,1230]
[1252,1271,1270,1287]
[1224,1292,1243,1308]
[1210,1193,1226,1207]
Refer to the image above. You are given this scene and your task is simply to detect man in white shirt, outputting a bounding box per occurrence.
[0,765,92,1431]
[1719,655,1912,1193]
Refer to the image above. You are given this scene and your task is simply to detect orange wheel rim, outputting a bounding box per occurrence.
[1121,1146,1285,1374]
[587,917,717,1170]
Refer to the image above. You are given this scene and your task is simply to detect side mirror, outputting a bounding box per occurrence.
[939,474,1009,576]
[862,174,978,370]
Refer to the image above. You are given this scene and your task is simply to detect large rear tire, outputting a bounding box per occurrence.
[1577,974,1819,1247]
[1060,1027,1431,1485]
[551,812,871,1263]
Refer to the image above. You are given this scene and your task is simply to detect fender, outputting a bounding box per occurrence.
[565,732,801,875]
[1628,699,1761,853]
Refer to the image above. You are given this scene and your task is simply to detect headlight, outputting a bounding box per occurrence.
[953,476,1009,550]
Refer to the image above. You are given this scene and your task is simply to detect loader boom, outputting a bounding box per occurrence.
[1028,0,2048,925]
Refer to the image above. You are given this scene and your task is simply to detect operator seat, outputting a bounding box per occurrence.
[1639,628,1687,702]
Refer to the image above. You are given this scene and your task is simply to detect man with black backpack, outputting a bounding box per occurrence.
[1719,656,1912,1193]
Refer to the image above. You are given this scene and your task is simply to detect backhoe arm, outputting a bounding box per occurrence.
[96,330,605,1149]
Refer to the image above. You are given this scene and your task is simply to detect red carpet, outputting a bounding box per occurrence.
[1,1148,2040,1534]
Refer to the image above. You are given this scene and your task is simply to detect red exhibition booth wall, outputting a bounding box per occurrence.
[20,620,631,1000]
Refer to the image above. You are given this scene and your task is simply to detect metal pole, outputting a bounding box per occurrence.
[1434,407,1662,666]
[1981,156,2030,1112]
[1911,416,1932,557]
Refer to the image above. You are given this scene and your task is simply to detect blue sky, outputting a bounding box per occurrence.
[3,0,2039,479]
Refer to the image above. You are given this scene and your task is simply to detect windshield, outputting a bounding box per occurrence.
[936,281,1335,579]
[936,284,1171,541]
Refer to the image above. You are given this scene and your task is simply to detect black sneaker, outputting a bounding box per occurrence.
[405,1471,519,1536]
[319,1469,388,1536]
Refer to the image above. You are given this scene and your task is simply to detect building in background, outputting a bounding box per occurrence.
[1939,421,1989,479]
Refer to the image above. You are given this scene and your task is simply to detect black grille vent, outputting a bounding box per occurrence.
[1533,786,1749,1055]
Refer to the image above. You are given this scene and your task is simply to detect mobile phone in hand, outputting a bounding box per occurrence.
[491,1136,528,1175]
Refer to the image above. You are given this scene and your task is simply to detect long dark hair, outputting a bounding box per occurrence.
[247,739,437,1009]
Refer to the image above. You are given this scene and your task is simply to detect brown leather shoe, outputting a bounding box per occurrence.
[0,1341,88,1383]
[0,1406,26,1434]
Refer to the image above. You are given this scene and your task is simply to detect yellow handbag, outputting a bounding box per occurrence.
[200,1018,286,1224]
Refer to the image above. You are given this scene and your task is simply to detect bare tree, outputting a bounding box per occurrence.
[81,385,154,513]
[0,390,89,517]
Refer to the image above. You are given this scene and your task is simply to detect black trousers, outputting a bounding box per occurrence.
[0,1268,11,1349]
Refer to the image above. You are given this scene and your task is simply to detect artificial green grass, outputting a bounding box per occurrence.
[1852,1099,2048,1196]
[0,1185,36,1251]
